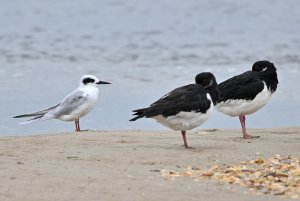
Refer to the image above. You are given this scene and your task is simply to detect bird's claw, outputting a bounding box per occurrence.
[243,134,260,139]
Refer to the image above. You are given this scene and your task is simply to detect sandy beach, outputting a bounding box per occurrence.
[0,127,299,201]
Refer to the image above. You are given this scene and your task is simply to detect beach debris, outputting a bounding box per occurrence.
[66,156,79,160]
[161,155,300,199]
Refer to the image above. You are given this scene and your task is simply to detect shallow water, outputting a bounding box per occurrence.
[0,0,299,136]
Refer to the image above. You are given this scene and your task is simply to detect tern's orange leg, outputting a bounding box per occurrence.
[75,119,80,132]
[74,119,88,132]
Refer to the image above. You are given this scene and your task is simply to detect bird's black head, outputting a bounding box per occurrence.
[195,72,219,105]
[195,72,218,88]
[252,60,278,93]
[252,60,276,72]
[82,77,96,85]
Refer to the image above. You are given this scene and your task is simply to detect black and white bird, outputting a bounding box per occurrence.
[14,75,110,132]
[130,72,219,148]
[216,60,278,139]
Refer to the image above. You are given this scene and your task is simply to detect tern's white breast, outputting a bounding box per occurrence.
[216,83,272,117]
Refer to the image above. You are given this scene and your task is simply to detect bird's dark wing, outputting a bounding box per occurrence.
[130,84,212,121]
[218,71,264,102]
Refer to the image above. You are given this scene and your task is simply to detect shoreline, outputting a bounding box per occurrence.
[0,127,299,201]
[2,125,300,137]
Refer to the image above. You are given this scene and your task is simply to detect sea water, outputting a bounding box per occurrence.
[0,0,299,135]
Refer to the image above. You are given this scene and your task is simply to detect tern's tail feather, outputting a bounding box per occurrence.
[13,103,60,119]
[19,114,55,124]
[14,103,60,125]
[14,112,46,119]
[19,116,44,124]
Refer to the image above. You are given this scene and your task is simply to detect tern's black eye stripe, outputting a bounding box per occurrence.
[83,78,95,84]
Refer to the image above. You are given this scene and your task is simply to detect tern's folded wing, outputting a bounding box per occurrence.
[50,90,87,117]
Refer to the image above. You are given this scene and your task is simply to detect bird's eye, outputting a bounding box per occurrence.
[205,78,211,82]
[253,65,262,72]
[256,66,267,72]
[262,67,267,71]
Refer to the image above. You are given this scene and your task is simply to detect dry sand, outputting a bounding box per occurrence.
[0,127,299,201]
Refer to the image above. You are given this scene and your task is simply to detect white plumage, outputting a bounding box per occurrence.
[14,75,110,131]
[217,83,272,117]
[153,94,213,131]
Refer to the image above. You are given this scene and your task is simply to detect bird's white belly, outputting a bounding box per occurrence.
[153,104,213,131]
[216,86,272,117]
[59,99,97,121]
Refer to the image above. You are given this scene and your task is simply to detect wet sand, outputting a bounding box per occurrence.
[0,127,299,201]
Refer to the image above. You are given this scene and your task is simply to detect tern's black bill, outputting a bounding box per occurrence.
[97,80,111,84]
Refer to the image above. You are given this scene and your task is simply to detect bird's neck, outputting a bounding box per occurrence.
[205,85,220,106]
[259,69,278,93]
[80,85,99,97]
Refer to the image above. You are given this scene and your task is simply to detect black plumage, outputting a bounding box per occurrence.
[218,61,278,102]
[130,84,212,121]
[130,72,219,148]
[217,60,278,139]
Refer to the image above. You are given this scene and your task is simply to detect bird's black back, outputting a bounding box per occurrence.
[218,62,278,102]
[130,84,213,121]
[218,71,264,102]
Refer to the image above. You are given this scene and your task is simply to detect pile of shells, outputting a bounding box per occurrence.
[161,155,300,199]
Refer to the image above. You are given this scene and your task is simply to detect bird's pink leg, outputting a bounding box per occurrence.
[239,115,260,139]
[181,131,193,149]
